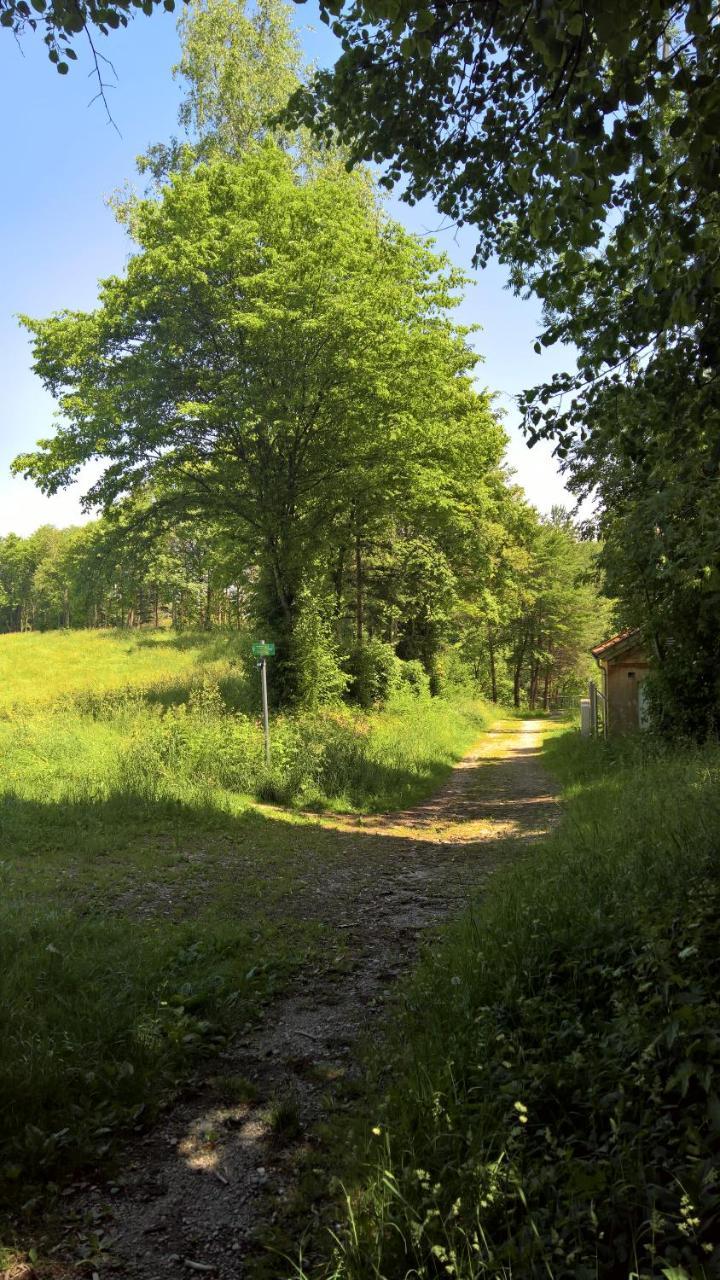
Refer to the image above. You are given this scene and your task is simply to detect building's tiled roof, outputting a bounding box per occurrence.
[591,628,642,659]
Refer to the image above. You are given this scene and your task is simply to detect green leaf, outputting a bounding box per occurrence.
[414,8,434,33]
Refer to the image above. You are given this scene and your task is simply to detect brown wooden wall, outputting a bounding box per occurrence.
[603,644,651,734]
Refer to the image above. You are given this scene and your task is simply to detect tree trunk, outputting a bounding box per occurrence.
[542,664,551,711]
[529,655,540,709]
[355,534,363,644]
[513,633,528,708]
[488,627,498,702]
[334,544,346,618]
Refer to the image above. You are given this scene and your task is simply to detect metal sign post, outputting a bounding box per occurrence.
[259,657,270,764]
[251,641,275,765]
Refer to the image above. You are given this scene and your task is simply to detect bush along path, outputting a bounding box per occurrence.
[35,719,558,1280]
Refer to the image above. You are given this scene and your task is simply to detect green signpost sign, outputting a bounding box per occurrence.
[251,641,274,763]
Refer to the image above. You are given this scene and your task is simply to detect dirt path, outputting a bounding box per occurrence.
[57,719,558,1279]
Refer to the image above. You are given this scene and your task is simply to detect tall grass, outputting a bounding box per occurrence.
[117,684,491,812]
[1,675,491,822]
[304,732,720,1280]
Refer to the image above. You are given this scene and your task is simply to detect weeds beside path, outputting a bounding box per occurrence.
[38,718,557,1280]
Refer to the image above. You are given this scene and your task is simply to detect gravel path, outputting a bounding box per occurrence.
[55,718,558,1279]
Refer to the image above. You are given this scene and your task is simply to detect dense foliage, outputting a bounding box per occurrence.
[0,505,609,711]
[288,0,720,736]
[303,730,720,1279]
[12,0,612,707]
[0,520,237,632]
[289,1,719,297]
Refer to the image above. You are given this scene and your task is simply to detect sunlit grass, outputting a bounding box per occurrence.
[0,626,246,713]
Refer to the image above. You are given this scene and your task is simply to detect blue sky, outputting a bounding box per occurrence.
[0,2,575,537]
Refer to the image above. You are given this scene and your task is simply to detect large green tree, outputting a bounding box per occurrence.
[14,143,492,697]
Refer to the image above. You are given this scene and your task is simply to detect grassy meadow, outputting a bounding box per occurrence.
[296,730,720,1280]
[0,627,234,713]
[0,627,492,1221]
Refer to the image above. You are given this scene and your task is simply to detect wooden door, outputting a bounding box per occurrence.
[609,664,640,733]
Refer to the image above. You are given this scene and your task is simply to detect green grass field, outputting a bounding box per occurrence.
[0,627,245,713]
[0,627,492,1225]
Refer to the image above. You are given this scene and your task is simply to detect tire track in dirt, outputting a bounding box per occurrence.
[55,718,558,1279]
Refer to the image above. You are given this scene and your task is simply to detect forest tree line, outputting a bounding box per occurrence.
[0,499,610,711]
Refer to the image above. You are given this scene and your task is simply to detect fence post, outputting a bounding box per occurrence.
[580,698,592,737]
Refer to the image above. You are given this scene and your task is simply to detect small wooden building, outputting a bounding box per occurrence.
[591,629,652,735]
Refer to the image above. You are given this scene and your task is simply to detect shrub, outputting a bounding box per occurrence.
[432,644,478,697]
[396,657,430,698]
[288,591,349,711]
[115,693,267,802]
[188,670,230,719]
[344,639,401,708]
